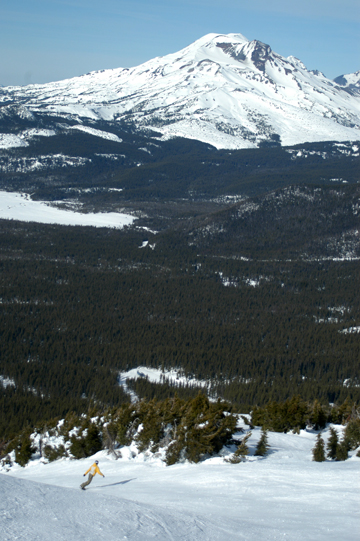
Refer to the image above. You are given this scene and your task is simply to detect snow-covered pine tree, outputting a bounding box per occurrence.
[312,433,326,462]
[255,428,270,457]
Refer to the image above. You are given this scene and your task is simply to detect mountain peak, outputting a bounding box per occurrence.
[0,33,359,150]
[334,70,360,96]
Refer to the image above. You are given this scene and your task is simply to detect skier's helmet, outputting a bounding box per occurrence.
[95,460,99,464]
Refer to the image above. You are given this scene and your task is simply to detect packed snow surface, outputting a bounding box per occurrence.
[1,422,359,540]
[0,191,135,228]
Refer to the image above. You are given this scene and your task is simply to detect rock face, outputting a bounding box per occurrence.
[0,33,360,149]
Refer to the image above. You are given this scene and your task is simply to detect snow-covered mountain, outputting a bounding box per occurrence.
[1,33,360,150]
[334,70,360,96]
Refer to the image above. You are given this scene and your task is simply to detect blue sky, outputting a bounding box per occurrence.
[1,0,359,86]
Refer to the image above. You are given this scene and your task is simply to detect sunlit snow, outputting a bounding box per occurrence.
[1,33,359,150]
[0,191,135,229]
[1,420,359,540]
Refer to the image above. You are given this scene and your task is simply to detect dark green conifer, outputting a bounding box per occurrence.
[312,433,326,462]
[84,423,102,456]
[43,444,66,462]
[335,437,349,461]
[15,434,35,467]
[326,427,338,460]
[70,421,102,458]
[309,400,327,430]
[255,428,270,457]
[344,419,360,451]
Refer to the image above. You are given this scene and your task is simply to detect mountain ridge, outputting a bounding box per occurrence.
[1,33,359,149]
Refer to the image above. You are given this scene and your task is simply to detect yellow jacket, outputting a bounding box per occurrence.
[84,463,104,477]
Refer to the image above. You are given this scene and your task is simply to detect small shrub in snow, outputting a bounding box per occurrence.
[226,433,251,464]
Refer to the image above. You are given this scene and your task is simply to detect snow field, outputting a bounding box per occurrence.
[0,191,135,229]
[1,422,359,540]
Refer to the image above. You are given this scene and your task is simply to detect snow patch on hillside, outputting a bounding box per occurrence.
[0,191,136,229]
[70,125,123,142]
[340,326,360,334]
[0,129,56,149]
[0,375,15,389]
[118,366,209,401]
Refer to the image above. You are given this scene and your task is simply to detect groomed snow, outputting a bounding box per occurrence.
[1,422,359,540]
[0,191,135,229]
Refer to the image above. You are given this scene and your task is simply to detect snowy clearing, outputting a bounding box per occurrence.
[0,191,135,229]
[119,366,209,389]
[118,367,209,403]
[1,423,359,540]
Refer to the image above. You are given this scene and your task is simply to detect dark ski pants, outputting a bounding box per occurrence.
[81,473,93,489]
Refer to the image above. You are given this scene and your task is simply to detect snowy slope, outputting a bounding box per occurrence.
[0,191,135,228]
[1,423,359,540]
[334,70,360,96]
[1,33,359,149]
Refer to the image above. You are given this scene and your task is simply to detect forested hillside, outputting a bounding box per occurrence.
[1,178,359,439]
[1,130,359,439]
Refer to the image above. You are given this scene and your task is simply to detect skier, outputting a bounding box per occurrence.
[80,459,105,490]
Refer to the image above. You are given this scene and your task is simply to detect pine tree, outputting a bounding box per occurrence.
[326,427,338,460]
[227,432,252,464]
[255,428,270,457]
[312,433,326,462]
[336,436,349,461]
[15,434,35,467]
[310,400,327,430]
[344,419,360,451]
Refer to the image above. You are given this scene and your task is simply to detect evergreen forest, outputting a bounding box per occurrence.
[0,128,359,441]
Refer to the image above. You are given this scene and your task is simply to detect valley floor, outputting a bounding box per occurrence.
[1,426,359,540]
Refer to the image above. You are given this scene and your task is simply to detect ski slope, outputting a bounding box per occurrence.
[1,424,359,540]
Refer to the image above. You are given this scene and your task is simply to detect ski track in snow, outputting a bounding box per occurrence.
[1,425,359,540]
